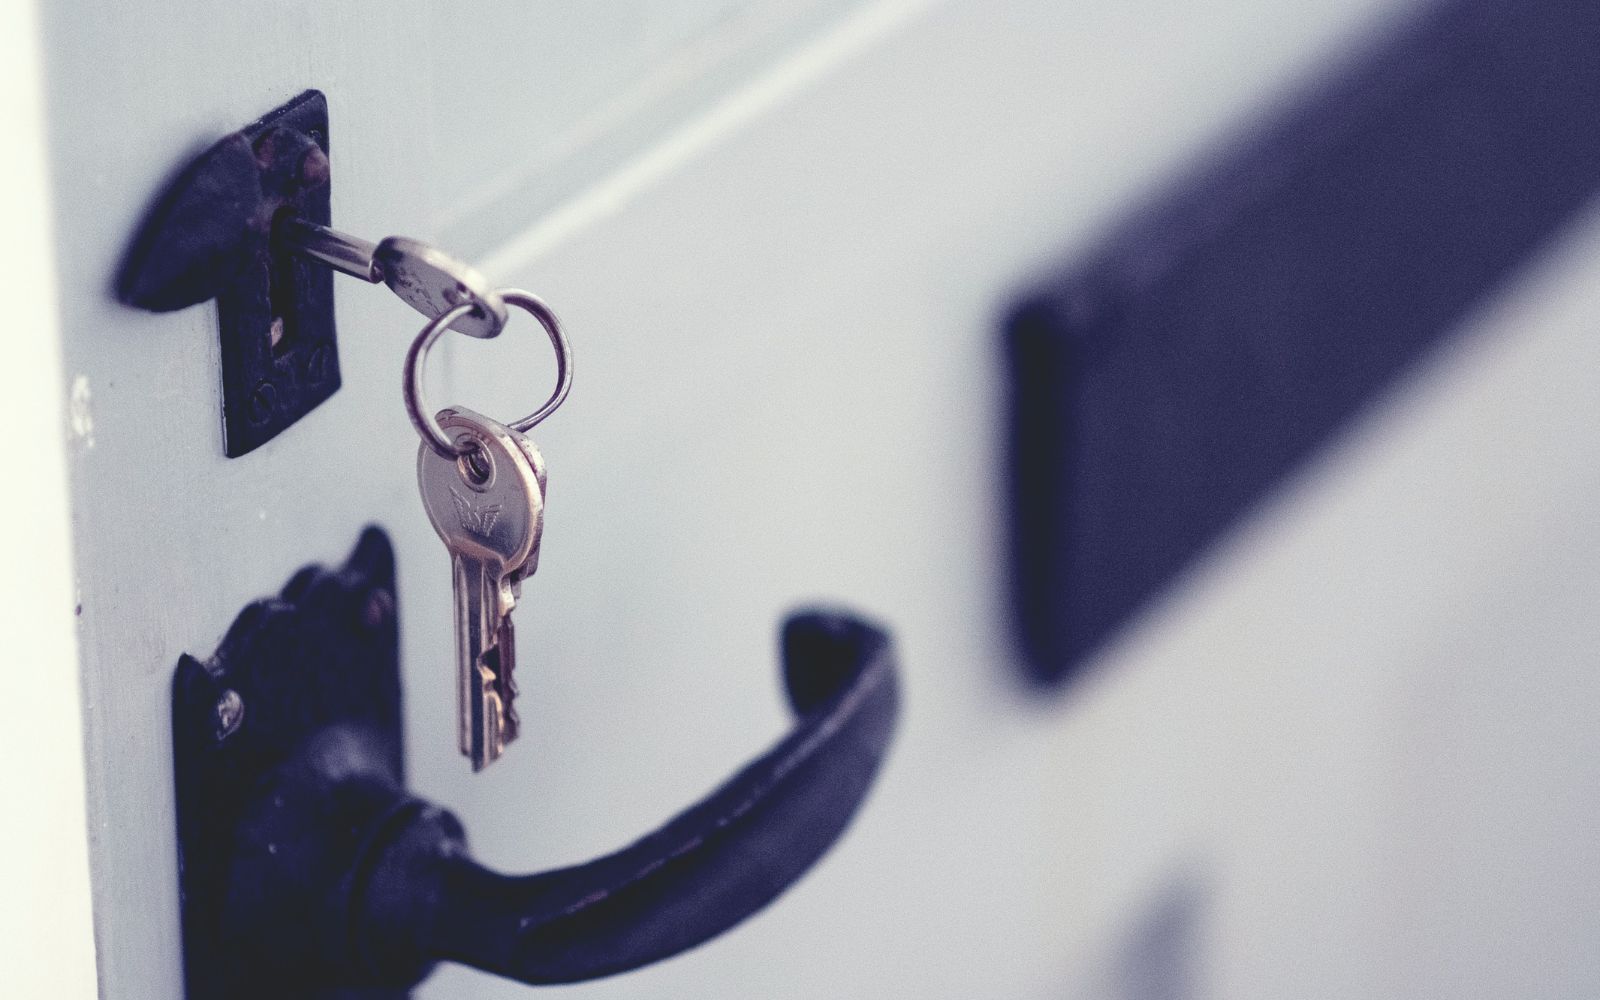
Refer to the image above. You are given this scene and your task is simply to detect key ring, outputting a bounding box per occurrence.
[404,288,573,458]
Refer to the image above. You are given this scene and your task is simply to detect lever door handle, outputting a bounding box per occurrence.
[173,529,899,998]
[361,605,896,986]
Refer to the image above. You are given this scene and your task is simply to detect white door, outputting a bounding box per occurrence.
[16,0,1600,997]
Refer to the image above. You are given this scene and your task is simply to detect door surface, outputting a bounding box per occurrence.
[26,0,1600,997]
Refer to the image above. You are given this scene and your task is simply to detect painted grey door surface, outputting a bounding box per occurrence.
[26,0,1600,996]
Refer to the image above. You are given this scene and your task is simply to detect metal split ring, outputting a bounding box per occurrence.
[404,288,573,458]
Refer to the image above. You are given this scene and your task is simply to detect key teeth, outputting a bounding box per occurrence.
[494,611,519,749]
[469,640,517,769]
[501,676,520,744]
[464,639,520,769]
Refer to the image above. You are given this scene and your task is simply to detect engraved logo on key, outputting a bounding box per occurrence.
[450,488,502,538]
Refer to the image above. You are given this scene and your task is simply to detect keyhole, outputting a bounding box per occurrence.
[268,209,302,358]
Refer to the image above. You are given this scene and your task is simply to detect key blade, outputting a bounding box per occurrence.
[473,646,508,770]
[455,556,518,769]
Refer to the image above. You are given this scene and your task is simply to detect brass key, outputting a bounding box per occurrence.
[418,406,547,770]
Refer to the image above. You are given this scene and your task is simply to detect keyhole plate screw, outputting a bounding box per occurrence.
[214,689,245,741]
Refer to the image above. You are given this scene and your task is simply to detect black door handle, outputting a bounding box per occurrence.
[172,529,899,998]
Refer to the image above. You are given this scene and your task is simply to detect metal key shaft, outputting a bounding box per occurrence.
[418,407,547,770]
[275,215,509,340]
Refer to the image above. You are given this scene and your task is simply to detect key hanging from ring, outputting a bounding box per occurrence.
[405,286,572,770]
[293,210,574,769]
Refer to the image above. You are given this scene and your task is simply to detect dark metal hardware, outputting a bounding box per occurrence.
[172,529,899,998]
[117,90,508,458]
[1006,0,1600,683]
[118,89,338,457]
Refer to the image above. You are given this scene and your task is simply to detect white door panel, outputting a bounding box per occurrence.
[31,0,1523,996]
